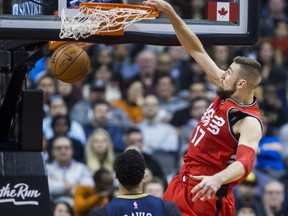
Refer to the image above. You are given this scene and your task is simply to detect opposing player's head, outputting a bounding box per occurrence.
[114,149,146,187]
[217,56,261,98]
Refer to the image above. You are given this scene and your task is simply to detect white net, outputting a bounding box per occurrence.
[59,4,154,40]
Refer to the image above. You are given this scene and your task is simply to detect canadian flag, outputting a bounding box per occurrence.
[208,2,239,23]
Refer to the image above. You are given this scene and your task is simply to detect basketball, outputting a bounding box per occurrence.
[50,44,90,83]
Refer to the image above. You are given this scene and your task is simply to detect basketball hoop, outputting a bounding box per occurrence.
[59,2,159,40]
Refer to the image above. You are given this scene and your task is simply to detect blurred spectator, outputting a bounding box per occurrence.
[112,80,145,124]
[129,49,158,95]
[85,128,115,174]
[179,97,209,152]
[256,124,286,178]
[90,46,113,69]
[155,52,174,77]
[123,127,165,181]
[71,81,130,128]
[52,201,74,216]
[84,100,125,152]
[138,95,179,154]
[112,44,138,80]
[171,82,209,128]
[46,136,94,206]
[259,180,286,216]
[43,95,86,145]
[188,0,207,20]
[35,73,58,115]
[70,80,106,126]
[210,45,232,70]
[155,74,189,122]
[236,206,257,216]
[138,95,179,174]
[257,40,287,85]
[257,40,288,110]
[259,84,288,135]
[270,20,288,62]
[166,46,191,91]
[73,169,114,216]
[47,115,84,163]
[90,64,122,103]
[57,80,82,111]
[143,177,165,198]
[235,172,262,215]
[260,0,288,37]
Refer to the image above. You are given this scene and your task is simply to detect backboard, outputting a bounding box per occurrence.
[0,0,260,46]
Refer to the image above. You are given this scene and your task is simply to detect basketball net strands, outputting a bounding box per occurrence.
[59,2,159,40]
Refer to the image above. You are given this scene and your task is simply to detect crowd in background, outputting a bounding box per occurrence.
[4,0,288,215]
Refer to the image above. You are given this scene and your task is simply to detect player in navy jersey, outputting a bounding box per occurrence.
[89,149,181,216]
[143,1,264,216]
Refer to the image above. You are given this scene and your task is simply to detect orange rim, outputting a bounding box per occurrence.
[79,2,159,18]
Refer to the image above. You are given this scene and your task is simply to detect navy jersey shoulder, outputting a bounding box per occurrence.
[106,194,167,216]
[89,195,182,216]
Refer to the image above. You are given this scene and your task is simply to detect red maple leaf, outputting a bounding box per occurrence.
[218,7,228,16]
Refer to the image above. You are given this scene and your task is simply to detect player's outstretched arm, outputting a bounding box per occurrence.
[143,0,224,87]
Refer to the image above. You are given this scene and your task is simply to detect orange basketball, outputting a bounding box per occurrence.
[50,44,90,83]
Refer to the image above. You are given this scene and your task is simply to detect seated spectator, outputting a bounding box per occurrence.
[138,95,179,175]
[91,63,122,103]
[34,73,58,116]
[123,127,165,181]
[47,115,84,163]
[57,80,82,111]
[259,180,286,216]
[84,100,125,153]
[46,136,94,206]
[236,205,257,216]
[52,201,74,216]
[71,80,130,128]
[112,80,145,124]
[155,74,189,122]
[179,97,209,152]
[43,95,86,145]
[85,128,115,174]
[234,172,262,215]
[171,82,209,129]
[128,49,158,95]
[256,125,286,178]
[143,177,165,198]
[73,169,114,216]
[259,84,288,136]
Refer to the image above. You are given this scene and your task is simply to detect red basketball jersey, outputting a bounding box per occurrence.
[181,96,263,177]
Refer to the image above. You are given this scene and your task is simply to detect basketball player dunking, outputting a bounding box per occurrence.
[143,0,263,216]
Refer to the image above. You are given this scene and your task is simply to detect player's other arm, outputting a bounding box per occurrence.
[214,116,262,184]
[143,0,224,87]
[191,117,262,202]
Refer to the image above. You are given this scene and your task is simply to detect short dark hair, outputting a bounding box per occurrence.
[52,201,74,216]
[124,127,141,137]
[114,149,145,186]
[93,168,111,185]
[51,115,71,131]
